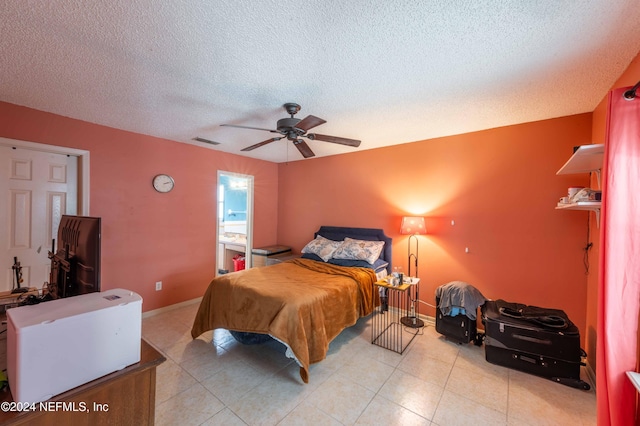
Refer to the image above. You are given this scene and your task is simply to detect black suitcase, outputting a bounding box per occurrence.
[481,299,590,390]
[435,296,478,344]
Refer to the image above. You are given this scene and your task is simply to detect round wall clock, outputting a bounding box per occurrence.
[152,174,175,193]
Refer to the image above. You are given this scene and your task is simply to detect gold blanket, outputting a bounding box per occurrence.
[191,258,378,383]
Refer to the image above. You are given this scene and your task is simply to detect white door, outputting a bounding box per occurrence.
[0,146,78,292]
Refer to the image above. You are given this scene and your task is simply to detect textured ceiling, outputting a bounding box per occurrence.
[2,1,640,163]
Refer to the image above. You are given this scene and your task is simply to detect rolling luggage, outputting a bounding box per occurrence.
[481,299,590,390]
[435,282,486,345]
[435,296,477,344]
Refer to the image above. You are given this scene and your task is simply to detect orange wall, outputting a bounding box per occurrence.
[278,114,593,340]
[0,102,279,312]
[586,51,640,372]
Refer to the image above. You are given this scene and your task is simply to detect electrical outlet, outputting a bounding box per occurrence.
[155,281,162,291]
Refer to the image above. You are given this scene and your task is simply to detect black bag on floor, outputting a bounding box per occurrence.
[481,299,590,390]
[434,281,486,345]
[435,296,477,344]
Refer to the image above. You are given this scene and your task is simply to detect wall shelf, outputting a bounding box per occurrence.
[627,371,640,393]
[557,144,604,187]
[556,201,601,210]
[556,144,603,226]
[556,201,601,224]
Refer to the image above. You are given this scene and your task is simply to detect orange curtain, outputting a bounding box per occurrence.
[597,86,640,425]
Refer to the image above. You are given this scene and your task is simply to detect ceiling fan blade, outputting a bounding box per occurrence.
[294,115,326,132]
[221,123,280,133]
[306,133,361,147]
[241,136,284,152]
[293,139,315,158]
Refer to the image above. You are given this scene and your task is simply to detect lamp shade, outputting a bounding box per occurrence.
[400,216,426,235]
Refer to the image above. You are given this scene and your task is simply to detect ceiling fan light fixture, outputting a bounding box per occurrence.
[221,103,360,158]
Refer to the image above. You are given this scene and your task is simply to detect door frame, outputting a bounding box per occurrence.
[0,137,90,214]
[216,170,254,274]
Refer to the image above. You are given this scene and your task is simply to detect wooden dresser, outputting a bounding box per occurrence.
[0,338,165,425]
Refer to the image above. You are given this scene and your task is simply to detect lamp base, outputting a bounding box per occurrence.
[400,316,425,328]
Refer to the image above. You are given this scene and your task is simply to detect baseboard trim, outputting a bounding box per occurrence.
[424,314,435,326]
[142,297,202,319]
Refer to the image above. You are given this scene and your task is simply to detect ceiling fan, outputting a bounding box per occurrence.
[221,103,361,158]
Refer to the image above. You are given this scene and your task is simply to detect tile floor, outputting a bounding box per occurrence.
[142,301,596,426]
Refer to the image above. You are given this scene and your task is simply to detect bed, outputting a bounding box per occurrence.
[191,226,392,383]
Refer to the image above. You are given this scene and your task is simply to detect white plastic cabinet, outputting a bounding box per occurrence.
[555,144,603,224]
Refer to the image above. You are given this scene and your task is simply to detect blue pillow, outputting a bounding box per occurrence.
[328,258,389,273]
[301,253,325,262]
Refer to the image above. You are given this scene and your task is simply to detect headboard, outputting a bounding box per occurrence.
[314,226,392,275]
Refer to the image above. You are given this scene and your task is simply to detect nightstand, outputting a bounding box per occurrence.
[265,252,300,265]
[252,245,292,267]
[371,277,421,354]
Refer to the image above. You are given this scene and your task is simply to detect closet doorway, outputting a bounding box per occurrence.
[215,171,254,275]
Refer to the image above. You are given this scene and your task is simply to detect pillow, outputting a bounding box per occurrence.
[375,268,388,281]
[301,235,342,262]
[301,252,325,262]
[328,258,389,273]
[331,238,385,265]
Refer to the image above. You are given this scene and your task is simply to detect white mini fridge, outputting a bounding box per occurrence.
[7,288,142,403]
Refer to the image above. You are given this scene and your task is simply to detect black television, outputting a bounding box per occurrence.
[49,215,101,299]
